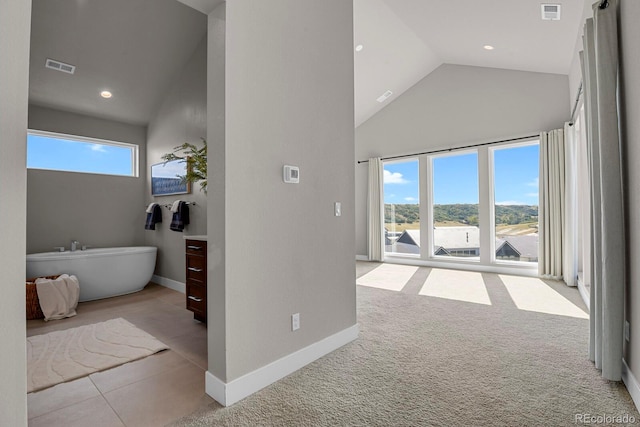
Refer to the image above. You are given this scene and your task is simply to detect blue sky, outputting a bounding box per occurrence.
[27,134,133,176]
[383,144,539,205]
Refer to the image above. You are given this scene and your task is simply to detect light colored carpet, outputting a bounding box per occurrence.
[27,317,168,393]
[170,263,639,426]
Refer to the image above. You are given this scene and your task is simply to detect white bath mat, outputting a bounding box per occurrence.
[27,318,168,393]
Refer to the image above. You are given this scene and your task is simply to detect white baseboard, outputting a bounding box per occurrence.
[206,323,359,406]
[356,255,369,261]
[151,275,185,294]
[622,359,640,413]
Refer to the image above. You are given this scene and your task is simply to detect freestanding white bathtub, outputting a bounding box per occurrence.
[26,246,157,302]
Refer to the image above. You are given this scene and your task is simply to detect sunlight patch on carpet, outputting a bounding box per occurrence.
[499,275,589,319]
[419,268,492,305]
[356,263,418,291]
[27,318,168,393]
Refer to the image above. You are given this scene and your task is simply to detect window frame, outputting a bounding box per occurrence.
[382,157,421,258]
[429,149,481,262]
[381,139,540,274]
[489,139,540,266]
[27,129,139,178]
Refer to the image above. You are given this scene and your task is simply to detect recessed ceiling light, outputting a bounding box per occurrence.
[100,90,112,99]
[483,45,495,51]
[355,44,364,52]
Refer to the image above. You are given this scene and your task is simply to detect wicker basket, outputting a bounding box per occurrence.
[25,275,60,320]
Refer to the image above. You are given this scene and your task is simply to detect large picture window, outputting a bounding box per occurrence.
[27,130,139,177]
[381,139,539,269]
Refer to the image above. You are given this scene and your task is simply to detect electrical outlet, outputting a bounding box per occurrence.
[625,321,630,341]
[292,313,300,331]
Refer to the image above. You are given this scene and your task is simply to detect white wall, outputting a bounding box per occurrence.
[26,106,147,253]
[355,64,570,256]
[207,0,356,397]
[620,0,640,390]
[0,0,30,424]
[146,36,208,282]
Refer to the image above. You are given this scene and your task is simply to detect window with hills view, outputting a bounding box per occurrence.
[382,140,539,265]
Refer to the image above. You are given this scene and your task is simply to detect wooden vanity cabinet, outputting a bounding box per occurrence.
[185,239,207,323]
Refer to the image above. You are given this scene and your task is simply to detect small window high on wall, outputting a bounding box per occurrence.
[27,130,139,177]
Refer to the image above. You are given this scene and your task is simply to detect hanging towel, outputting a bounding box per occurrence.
[145,203,162,230]
[170,201,190,232]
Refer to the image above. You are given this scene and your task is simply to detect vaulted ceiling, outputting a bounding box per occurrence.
[28,0,590,128]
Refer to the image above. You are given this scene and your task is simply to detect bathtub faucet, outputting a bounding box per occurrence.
[71,240,80,252]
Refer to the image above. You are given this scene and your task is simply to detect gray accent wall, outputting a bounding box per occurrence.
[355,64,570,256]
[207,3,226,380]
[26,106,147,254]
[620,0,640,392]
[145,36,208,283]
[0,0,30,424]
[209,0,356,382]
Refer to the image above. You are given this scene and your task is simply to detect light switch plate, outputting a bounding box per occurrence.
[334,202,341,216]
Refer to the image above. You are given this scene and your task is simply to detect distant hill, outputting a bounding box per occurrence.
[385,204,538,226]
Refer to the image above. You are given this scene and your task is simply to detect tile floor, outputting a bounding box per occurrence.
[26,283,213,427]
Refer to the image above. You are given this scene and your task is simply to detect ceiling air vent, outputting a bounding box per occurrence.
[541,4,561,21]
[376,90,393,103]
[45,58,76,75]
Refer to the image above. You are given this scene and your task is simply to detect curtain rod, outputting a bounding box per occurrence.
[356,134,539,164]
[569,81,583,126]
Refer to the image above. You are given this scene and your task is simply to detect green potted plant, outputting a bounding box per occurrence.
[161,139,207,193]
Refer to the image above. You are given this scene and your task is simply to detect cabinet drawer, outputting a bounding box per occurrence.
[186,255,206,283]
[186,283,206,314]
[186,240,206,256]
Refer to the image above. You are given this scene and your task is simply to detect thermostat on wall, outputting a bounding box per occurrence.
[283,165,300,184]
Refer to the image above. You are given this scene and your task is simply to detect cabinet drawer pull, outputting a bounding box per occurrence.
[187,245,203,250]
[188,267,203,272]
[188,296,203,302]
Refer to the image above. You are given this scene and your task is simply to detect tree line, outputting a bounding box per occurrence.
[384,204,538,226]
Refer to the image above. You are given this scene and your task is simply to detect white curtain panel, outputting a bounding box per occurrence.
[539,129,565,280]
[583,0,624,382]
[583,17,602,368]
[367,158,384,261]
[563,122,579,287]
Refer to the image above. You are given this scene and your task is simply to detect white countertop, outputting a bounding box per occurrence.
[183,235,207,241]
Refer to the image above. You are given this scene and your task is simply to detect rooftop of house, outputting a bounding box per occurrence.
[391,227,539,258]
